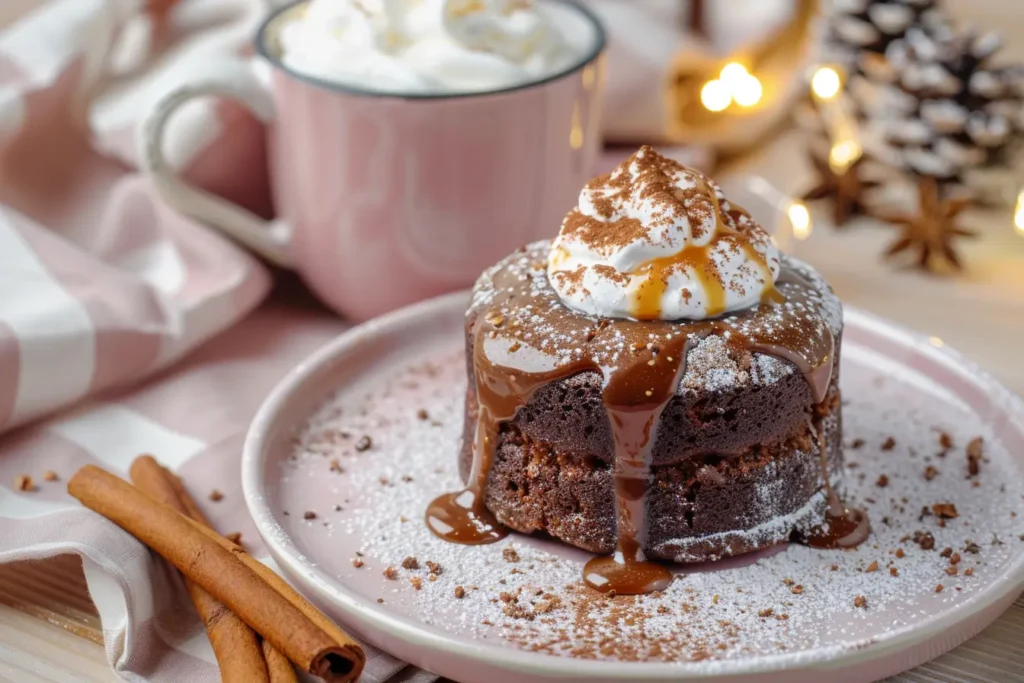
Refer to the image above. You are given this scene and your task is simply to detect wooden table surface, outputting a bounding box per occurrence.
[3,1,1024,682]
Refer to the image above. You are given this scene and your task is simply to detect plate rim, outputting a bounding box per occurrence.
[242,290,1024,680]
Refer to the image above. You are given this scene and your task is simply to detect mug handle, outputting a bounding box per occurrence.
[141,59,294,268]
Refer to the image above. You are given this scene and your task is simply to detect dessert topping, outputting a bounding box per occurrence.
[548,146,781,321]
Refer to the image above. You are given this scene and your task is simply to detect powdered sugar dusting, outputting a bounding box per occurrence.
[277,336,1024,665]
[470,241,838,396]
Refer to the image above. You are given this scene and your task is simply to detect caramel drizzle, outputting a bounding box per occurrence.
[427,240,857,594]
[630,244,727,321]
[628,179,775,323]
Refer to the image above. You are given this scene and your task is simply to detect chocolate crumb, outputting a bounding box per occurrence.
[895,548,905,558]
[334,504,343,511]
[890,567,899,577]
[416,409,429,421]
[790,585,804,594]
[853,596,867,608]
[875,475,889,488]
[940,547,953,558]
[966,437,983,476]
[454,586,466,599]
[14,475,34,492]
[932,503,958,519]
[831,564,839,571]
[865,561,879,573]
[355,435,372,452]
[428,574,438,582]
[410,576,423,590]
[939,431,953,450]
[851,438,865,449]
[945,566,958,576]
[352,558,364,568]
[42,470,58,482]
[426,561,443,575]
[950,553,961,565]
[377,598,384,604]
[502,603,535,620]
[758,608,774,618]
[964,567,974,576]
[303,511,317,520]
[502,547,520,563]
[383,566,398,580]
[881,437,896,451]
[914,531,936,550]
[329,459,344,473]
[401,556,419,570]
[924,466,939,481]
[935,584,944,593]
[209,490,224,502]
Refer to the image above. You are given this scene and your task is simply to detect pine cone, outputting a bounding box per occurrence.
[823,0,945,80]
[864,27,1024,203]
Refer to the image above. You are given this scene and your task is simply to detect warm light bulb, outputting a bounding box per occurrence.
[732,74,763,107]
[701,79,731,112]
[811,65,842,101]
[787,201,812,240]
[720,62,749,84]
[1015,189,1024,236]
[829,139,862,173]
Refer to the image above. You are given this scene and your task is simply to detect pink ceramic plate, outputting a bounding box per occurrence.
[243,291,1024,683]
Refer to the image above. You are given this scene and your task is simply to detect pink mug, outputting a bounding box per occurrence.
[143,0,606,321]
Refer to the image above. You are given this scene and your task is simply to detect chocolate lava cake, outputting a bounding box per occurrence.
[429,147,859,585]
[458,244,844,562]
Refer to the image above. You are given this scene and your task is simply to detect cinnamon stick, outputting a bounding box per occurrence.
[129,456,272,683]
[263,637,300,683]
[68,465,364,683]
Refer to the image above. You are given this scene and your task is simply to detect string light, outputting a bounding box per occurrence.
[1015,189,1024,237]
[829,138,862,174]
[720,62,749,84]
[811,65,842,101]
[732,74,763,107]
[701,63,764,111]
[701,79,731,112]
[787,201,812,240]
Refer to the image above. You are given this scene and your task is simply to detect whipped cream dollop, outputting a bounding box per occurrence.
[547,146,781,321]
[278,0,576,94]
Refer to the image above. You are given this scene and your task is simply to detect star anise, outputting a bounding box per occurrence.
[801,153,879,227]
[876,177,976,272]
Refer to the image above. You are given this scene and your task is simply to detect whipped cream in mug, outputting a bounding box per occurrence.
[277,0,578,93]
[548,146,781,321]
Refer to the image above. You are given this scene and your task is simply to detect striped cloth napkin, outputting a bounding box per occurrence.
[0,1,433,680]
